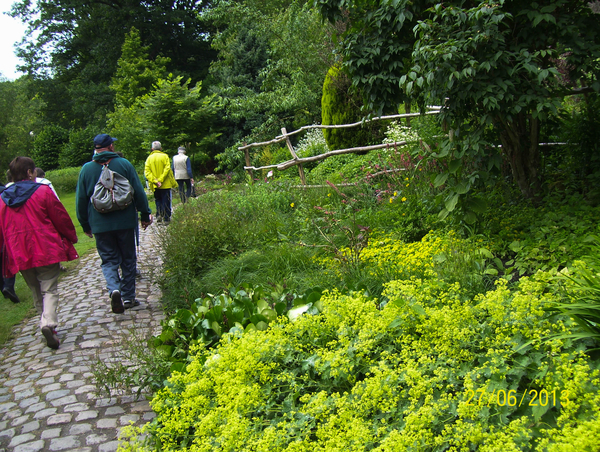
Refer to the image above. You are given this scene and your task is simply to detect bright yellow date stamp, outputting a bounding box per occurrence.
[465,388,569,407]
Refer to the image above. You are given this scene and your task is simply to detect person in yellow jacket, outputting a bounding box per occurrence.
[144,141,177,223]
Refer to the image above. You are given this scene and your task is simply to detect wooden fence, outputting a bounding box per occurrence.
[239,110,441,186]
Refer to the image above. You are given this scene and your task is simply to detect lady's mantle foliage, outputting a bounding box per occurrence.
[123,270,600,451]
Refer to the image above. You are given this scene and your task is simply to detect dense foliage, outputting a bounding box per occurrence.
[2,3,599,448]
[31,124,68,171]
[208,0,336,172]
[315,0,600,200]
[113,115,600,450]
[321,64,387,152]
[10,0,216,128]
[0,78,43,170]
[122,274,600,451]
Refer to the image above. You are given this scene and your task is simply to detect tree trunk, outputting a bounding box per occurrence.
[495,113,542,201]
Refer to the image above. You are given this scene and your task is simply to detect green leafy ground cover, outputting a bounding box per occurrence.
[114,133,600,450]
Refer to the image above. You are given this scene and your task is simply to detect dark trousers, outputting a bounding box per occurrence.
[95,229,137,300]
[154,188,172,221]
[176,179,192,203]
[1,249,16,293]
[1,276,15,292]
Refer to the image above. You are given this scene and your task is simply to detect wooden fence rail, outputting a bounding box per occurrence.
[240,110,441,185]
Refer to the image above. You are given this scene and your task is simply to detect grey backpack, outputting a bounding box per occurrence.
[91,160,134,213]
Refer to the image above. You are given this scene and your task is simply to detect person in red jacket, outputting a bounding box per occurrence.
[0,157,79,349]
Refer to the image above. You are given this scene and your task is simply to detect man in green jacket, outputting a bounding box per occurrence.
[76,134,153,313]
[144,141,176,223]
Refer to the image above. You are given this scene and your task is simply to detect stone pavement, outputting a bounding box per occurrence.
[0,223,166,452]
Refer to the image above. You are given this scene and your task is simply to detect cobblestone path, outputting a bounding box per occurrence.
[0,223,166,452]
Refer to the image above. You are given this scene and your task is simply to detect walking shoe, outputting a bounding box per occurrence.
[41,326,60,350]
[123,299,141,309]
[2,287,21,304]
[110,290,125,314]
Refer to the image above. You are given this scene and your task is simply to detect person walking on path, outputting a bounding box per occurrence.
[145,141,176,223]
[76,133,153,314]
[0,156,79,349]
[172,146,194,203]
[35,167,59,198]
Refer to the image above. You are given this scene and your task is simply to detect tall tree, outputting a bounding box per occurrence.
[10,0,217,128]
[111,28,171,109]
[0,78,44,171]
[316,0,600,200]
[207,0,337,171]
[139,76,218,153]
[107,28,171,163]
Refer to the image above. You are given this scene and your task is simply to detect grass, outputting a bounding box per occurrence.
[59,191,98,265]
[0,190,97,348]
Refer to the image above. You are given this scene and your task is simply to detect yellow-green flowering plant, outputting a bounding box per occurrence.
[119,271,600,451]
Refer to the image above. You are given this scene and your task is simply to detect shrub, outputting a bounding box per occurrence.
[199,243,324,295]
[45,167,82,194]
[308,152,372,184]
[481,193,600,279]
[31,124,69,170]
[121,272,600,451]
[549,237,600,346]
[152,284,323,373]
[291,128,329,172]
[58,126,95,168]
[321,64,385,151]
[160,185,295,310]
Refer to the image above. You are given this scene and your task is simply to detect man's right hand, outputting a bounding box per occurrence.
[84,231,93,238]
[156,181,162,188]
[141,215,153,230]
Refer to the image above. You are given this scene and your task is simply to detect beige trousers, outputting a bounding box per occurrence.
[20,263,61,330]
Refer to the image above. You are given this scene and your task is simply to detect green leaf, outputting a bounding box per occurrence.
[433,253,447,263]
[156,345,175,358]
[448,159,462,173]
[468,197,487,214]
[454,182,469,194]
[479,248,494,259]
[433,172,449,187]
[261,308,277,322]
[255,321,269,331]
[532,399,551,421]
[257,299,269,312]
[210,321,222,337]
[306,291,322,304]
[445,193,459,212]
[509,241,523,252]
[314,300,324,312]
[410,303,426,317]
[176,309,195,326]
[464,211,477,224]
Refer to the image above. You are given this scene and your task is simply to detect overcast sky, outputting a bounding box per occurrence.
[0,0,28,80]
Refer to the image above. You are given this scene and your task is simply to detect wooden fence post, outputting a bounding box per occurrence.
[243,143,253,183]
[281,127,306,186]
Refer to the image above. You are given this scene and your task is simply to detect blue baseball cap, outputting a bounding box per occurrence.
[94,133,117,149]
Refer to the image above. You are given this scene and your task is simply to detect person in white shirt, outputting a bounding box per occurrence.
[35,167,59,199]
[172,146,194,203]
